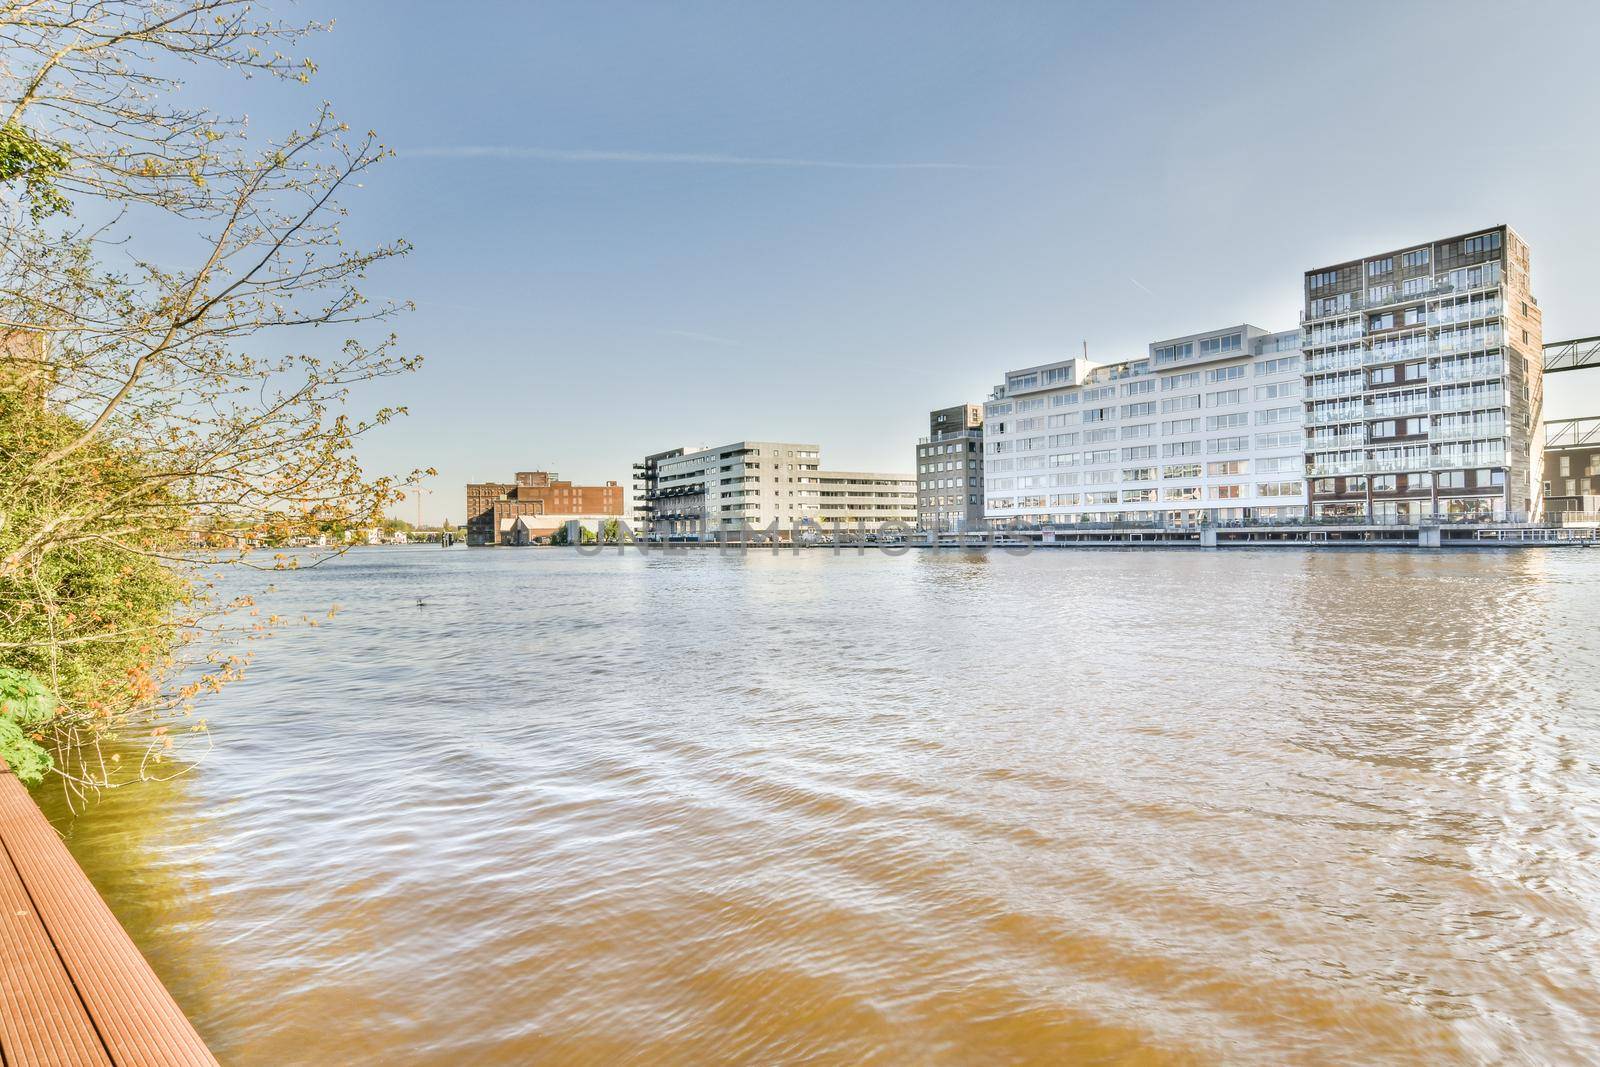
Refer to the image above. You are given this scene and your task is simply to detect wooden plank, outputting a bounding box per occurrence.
[0,769,216,1067]
[0,836,115,1067]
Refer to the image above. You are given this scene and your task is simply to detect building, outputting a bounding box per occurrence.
[465,470,624,546]
[636,441,916,541]
[1301,224,1543,521]
[631,447,689,530]
[915,404,984,532]
[1541,336,1600,518]
[983,325,1307,527]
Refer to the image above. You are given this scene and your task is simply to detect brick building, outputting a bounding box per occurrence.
[465,471,624,545]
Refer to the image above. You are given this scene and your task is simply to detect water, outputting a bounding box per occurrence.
[34,547,1600,1064]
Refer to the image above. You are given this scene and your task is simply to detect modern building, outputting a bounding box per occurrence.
[1541,336,1600,518]
[636,441,915,540]
[1301,224,1543,521]
[915,403,984,532]
[465,470,624,546]
[983,325,1307,527]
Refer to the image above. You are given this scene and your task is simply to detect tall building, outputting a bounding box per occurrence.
[1301,225,1543,521]
[465,470,624,545]
[915,403,984,532]
[637,441,915,540]
[983,325,1306,527]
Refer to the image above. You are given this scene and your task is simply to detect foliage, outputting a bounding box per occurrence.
[0,2,422,792]
[0,124,69,220]
[0,666,57,783]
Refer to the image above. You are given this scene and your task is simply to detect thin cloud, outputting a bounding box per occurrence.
[408,145,983,171]
[1129,276,1156,298]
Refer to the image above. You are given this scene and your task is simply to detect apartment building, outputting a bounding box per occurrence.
[637,441,915,540]
[983,326,1307,527]
[465,470,624,545]
[915,403,985,532]
[1301,224,1543,521]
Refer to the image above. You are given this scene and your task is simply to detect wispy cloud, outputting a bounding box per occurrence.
[408,146,983,171]
[1129,276,1156,298]
[662,329,741,347]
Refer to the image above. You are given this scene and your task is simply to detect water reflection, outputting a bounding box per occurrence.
[37,547,1600,1064]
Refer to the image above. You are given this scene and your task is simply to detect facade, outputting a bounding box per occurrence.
[915,404,984,532]
[631,447,689,530]
[465,470,624,546]
[983,326,1307,527]
[1301,224,1543,521]
[638,441,915,540]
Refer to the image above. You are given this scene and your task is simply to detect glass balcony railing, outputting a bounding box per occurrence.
[1431,422,1505,442]
[1432,389,1506,413]
[1307,432,1367,448]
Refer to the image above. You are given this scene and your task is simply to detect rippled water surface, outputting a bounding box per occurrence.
[35,547,1600,1064]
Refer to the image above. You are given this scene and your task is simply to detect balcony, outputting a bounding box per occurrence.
[1432,391,1506,414]
[1431,423,1505,443]
[1307,433,1367,448]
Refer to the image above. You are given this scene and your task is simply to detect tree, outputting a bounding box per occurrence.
[0,2,423,790]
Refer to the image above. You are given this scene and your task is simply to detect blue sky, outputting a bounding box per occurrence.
[244,1,1600,523]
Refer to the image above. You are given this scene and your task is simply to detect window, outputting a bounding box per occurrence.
[1207,435,1249,453]
[1162,417,1201,435]
[1121,401,1155,418]
[1401,248,1430,269]
[1163,486,1201,501]
[1161,394,1201,413]
[1209,484,1243,499]
[1206,412,1249,430]
[1119,423,1154,440]
[1370,366,1395,386]
[1121,445,1156,461]
[1255,356,1299,377]
[1122,467,1157,482]
[1121,379,1155,397]
[1206,389,1247,408]
[1461,231,1501,255]
[1403,306,1425,326]
[1162,463,1201,479]
[1255,381,1301,401]
[1199,334,1243,355]
[1401,277,1430,296]
[1370,312,1394,330]
[1206,364,1246,383]
[1162,372,1200,391]
[1367,257,1393,276]
[1308,270,1339,289]
[1121,488,1158,503]
[1208,460,1247,476]
[1367,284,1394,304]
[1162,440,1201,458]
[1437,471,1465,489]
[1257,481,1303,498]
[1153,342,1194,366]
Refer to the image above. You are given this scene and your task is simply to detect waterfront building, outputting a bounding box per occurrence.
[915,404,985,532]
[1541,336,1600,518]
[1300,225,1543,521]
[638,441,916,540]
[983,325,1307,527]
[465,470,624,546]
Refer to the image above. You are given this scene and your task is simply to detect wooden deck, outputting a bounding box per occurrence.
[0,767,216,1066]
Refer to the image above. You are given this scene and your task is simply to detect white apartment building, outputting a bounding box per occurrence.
[983,325,1307,526]
[643,441,916,540]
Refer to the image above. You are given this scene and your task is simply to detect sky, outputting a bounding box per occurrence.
[218,0,1600,524]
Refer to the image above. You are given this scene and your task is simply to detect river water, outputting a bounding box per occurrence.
[34,546,1600,1064]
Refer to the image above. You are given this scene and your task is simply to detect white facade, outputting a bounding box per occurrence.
[651,441,915,539]
[983,325,1307,526]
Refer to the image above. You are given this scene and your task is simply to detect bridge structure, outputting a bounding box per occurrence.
[1543,335,1600,374]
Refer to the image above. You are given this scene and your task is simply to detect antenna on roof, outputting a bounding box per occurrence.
[1082,339,1088,360]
